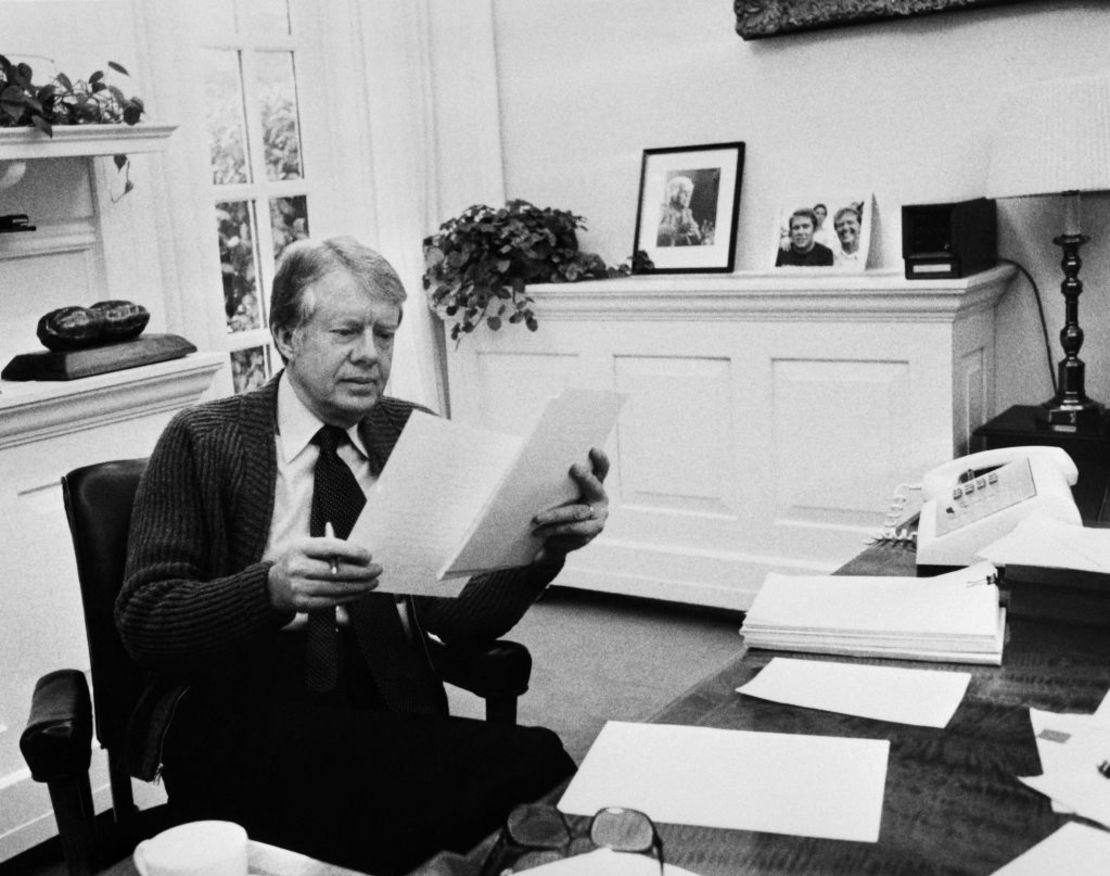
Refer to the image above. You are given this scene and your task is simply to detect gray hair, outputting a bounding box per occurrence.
[269,236,407,338]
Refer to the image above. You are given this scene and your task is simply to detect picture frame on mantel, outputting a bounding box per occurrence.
[633,141,745,274]
[734,0,1036,41]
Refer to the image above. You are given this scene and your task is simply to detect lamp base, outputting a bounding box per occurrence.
[1036,397,1105,432]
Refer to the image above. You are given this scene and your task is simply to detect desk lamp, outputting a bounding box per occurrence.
[986,72,1110,430]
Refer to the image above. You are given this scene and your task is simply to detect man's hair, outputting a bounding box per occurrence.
[789,208,817,229]
[834,206,861,225]
[269,236,407,336]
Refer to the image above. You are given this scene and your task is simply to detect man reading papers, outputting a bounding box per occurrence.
[115,237,611,875]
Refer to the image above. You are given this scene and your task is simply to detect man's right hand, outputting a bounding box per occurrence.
[267,535,381,613]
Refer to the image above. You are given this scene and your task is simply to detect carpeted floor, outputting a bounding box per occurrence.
[445,585,745,763]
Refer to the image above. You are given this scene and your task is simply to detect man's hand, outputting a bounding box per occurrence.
[267,535,380,613]
[532,447,611,567]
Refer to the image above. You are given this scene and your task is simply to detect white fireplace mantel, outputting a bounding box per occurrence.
[0,352,224,449]
[445,265,1016,610]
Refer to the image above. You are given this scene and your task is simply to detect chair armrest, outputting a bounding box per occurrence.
[428,639,531,702]
[20,669,93,782]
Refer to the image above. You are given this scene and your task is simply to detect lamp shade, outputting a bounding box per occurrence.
[986,72,1110,199]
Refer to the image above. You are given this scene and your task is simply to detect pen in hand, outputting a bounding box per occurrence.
[324,521,339,575]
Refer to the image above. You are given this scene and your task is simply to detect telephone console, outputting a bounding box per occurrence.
[915,446,1081,571]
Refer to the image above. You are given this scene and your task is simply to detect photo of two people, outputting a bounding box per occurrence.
[774,196,872,271]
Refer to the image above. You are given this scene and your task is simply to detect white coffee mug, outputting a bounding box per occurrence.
[132,820,248,876]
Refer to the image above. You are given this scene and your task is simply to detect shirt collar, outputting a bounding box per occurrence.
[276,371,369,463]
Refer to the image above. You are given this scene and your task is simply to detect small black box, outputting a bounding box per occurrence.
[902,198,997,280]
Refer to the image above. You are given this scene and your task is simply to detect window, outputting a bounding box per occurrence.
[199,0,312,393]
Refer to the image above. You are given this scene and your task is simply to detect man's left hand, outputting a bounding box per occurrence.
[532,447,610,567]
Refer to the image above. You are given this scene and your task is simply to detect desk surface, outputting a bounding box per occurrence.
[414,540,1110,876]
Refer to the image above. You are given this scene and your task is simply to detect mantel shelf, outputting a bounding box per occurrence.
[0,123,178,162]
[514,265,1016,323]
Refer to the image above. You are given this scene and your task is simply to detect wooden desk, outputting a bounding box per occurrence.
[412,540,1110,875]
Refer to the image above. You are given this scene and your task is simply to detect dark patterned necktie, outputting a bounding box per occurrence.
[305,424,366,691]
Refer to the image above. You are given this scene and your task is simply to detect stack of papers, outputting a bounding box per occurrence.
[741,561,1005,665]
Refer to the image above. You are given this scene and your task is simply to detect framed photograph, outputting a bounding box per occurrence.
[772,193,874,272]
[633,142,745,274]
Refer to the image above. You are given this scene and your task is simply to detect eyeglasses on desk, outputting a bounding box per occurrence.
[481,802,665,875]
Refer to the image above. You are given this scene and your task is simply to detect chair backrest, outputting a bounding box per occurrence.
[61,458,148,755]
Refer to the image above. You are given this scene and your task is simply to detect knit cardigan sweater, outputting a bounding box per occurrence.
[115,376,559,778]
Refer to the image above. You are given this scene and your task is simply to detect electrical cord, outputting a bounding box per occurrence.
[998,257,1057,397]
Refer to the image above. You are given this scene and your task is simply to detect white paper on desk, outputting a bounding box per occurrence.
[558,720,888,843]
[1019,725,1110,827]
[349,413,520,597]
[737,657,970,728]
[977,513,1110,571]
[517,848,700,875]
[989,822,1110,875]
[1027,707,1098,814]
[442,388,627,579]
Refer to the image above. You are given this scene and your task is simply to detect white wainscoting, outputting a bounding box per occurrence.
[0,354,224,861]
[445,266,1014,610]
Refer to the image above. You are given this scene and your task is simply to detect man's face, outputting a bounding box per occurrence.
[274,269,401,427]
[834,213,861,252]
[670,184,691,208]
[789,216,815,252]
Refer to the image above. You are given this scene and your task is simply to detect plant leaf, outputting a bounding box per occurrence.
[113,154,128,170]
[108,61,130,76]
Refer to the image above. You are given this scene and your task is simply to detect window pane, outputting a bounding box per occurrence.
[217,200,263,333]
[230,346,271,394]
[205,50,251,185]
[242,0,291,35]
[257,52,303,181]
[270,196,309,260]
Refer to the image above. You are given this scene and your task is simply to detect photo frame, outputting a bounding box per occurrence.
[633,142,745,274]
[735,0,1037,41]
[772,193,874,272]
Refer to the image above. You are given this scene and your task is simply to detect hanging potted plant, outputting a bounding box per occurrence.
[423,199,650,344]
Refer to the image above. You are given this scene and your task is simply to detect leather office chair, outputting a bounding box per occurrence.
[21,458,533,876]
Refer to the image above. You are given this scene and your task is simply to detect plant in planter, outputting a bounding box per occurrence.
[424,199,650,344]
[0,55,146,197]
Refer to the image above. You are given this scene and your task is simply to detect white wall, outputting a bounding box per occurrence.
[489,0,1110,413]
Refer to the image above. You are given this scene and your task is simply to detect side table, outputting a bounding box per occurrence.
[971,404,1110,521]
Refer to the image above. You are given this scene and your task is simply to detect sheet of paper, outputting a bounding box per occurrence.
[348,412,521,596]
[558,720,888,843]
[1028,707,1097,814]
[1019,725,1110,828]
[441,388,627,578]
[978,513,1110,572]
[989,822,1110,875]
[737,657,970,728]
[517,848,699,875]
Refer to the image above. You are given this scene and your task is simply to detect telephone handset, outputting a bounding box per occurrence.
[916,446,1081,569]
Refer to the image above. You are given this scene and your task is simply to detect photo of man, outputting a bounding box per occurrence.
[656,168,721,247]
[775,208,834,267]
[833,205,863,269]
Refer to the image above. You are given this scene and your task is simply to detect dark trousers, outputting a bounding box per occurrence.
[161,631,575,876]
